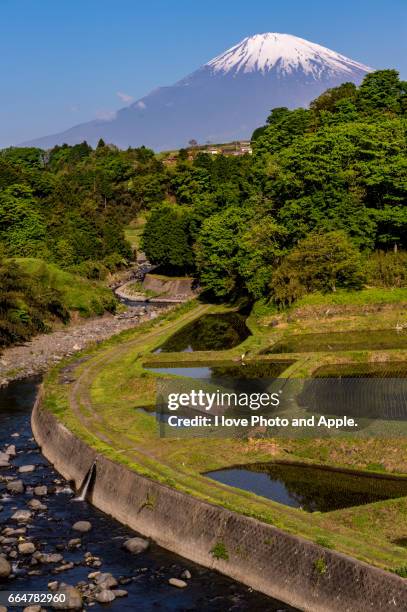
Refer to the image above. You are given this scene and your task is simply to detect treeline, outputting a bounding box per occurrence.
[141,70,407,304]
[0,139,167,344]
[0,69,406,346]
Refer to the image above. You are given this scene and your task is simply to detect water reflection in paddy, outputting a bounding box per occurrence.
[206,463,407,512]
[147,361,293,380]
[154,312,251,353]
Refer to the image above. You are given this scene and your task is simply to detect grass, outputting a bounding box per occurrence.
[124,215,147,251]
[295,288,407,307]
[125,281,162,298]
[40,289,407,572]
[16,258,117,317]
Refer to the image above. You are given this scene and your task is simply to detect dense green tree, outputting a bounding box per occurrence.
[271,231,365,306]
[0,184,47,256]
[142,203,194,273]
[195,207,251,297]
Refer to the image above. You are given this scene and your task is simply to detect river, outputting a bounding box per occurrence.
[0,378,295,611]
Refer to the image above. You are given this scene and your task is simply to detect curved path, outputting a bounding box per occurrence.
[43,301,405,572]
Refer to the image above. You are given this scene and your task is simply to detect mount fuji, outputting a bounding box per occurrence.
[24,33,372,151]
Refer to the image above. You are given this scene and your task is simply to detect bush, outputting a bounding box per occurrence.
[271,231,365,307]
[70,260,109,280]
[366,250,407,288]
[0,257,69,347]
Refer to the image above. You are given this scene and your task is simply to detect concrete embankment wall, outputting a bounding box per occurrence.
[32,396,407,612]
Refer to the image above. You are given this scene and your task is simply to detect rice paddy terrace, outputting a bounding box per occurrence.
[41,290,407,575]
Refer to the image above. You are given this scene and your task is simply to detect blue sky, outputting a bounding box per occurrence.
[0,0,406,147]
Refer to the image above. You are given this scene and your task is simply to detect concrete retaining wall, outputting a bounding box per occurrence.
[32,395,407,612]
[142,274,195,297]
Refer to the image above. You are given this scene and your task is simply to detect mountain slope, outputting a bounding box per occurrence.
[23,33,372,151]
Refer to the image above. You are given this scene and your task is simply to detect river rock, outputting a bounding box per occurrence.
[87,571,101,580]
[19,465,35,474]
[72,521,92,533]
[34,485,47,496]
[7,479,24,494]
[18,542,36,555]
[54,562,74,573]
[181,569,192,579]
[48,580,59,590]
[95,572,117,589]
[67,538,81,550]
[27,499,47,511]
[0,607,7,612]
[168,577,187,588]
[123,537,149,554]
[0,556,11,578]
[51,584,82,609]
[11,433,20,438]
[38,553,64,564]
[11,509,32,522]
[113,589,128,597]
[23,606,42,612]
[0,452,10,465]
[5,444,16,456]
[95,590,115,604]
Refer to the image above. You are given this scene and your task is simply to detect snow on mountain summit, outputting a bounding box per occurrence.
[206,33,372,78]
[23,33,372,150]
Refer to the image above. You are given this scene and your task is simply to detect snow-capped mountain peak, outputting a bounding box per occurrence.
[206,33,371,78]
[23,33,372,150]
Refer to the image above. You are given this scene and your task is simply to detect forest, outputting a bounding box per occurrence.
[0,69,406,346]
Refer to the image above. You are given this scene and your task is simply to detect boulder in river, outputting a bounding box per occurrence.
[51,584,82,609]
[95,572,118,589]
[123,537,149,554]
[95,589,116,604]
[28,498,47,511]
[19,465,35,474]
[23,606,42,612]
[168,577,188,588]
[72,521,92,533]
[5,444,16,456]
[0,556,11,578]
[18,542,36,555]
[34,485,48,496]
[67,538,81,550]
[7,479,24,494]
[38,553,64,564]
[11,509,32,522]
[181,569,192,580]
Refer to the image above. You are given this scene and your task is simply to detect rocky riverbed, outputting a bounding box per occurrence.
[0,305,169,387]
[0,378,294,611]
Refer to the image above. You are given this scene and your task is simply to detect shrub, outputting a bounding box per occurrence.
[271,231,365,307]
[366,250,407,288]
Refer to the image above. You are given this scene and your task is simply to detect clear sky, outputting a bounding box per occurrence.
[0,0,406,147]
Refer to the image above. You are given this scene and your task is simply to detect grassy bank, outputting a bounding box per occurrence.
[16,258,117,317]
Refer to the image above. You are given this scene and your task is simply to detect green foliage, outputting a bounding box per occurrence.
[366,250,407,287]
[314,558,327,575]
[195,206,250,297]
[315,536,334,549]
[0,184,47,256]
[16,258,116,317]
[142,203,194,273]
[392,565,407,578]
[271,231,364,307]
[0,256,69,347]
[210,541,229,561]
[1,69,405,320]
